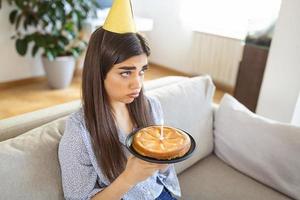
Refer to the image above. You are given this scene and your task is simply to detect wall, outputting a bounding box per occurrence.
[133,0,195,74]
[0,2,44,83]
[256,0,300,123]
[133,0,245,88]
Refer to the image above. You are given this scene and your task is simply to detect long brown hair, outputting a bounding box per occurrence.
[82,27,154,182]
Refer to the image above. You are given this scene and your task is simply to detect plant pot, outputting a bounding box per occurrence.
[42,56,76,89]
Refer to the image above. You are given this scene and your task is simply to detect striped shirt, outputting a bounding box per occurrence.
[58,96,181,200]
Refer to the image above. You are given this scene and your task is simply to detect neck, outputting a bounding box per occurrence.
[110,100,135,132]
[110,100,127,116]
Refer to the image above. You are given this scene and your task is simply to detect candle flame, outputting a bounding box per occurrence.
[159,124,164,140]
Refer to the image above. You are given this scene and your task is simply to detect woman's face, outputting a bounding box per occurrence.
[104,54,148,105]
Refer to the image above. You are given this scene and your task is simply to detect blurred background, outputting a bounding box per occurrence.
[0,0,299,126]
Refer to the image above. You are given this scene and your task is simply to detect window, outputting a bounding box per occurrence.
[180,0,281,40]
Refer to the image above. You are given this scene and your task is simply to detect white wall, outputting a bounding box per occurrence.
[133,0,245,88]
[133,0,195,74]
[256,0,300,123]
[0,2,44,83]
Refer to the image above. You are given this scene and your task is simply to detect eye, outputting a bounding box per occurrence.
[139,67,148,76]
[120,71,131,78]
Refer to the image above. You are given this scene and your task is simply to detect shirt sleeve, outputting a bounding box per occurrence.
[158,164,182,197]
[58,114,104,200]
[147,95,164,125]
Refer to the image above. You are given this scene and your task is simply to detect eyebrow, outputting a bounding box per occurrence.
[118,65,148,70]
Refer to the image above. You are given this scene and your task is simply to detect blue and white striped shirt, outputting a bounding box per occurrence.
[58,96,181,200]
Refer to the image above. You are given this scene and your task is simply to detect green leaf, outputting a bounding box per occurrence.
[32,45,39,57]
[64,21,74,31]
[57,41,65,49]
[38,2,50,16]
[16,39,28,56]
[15,14,22,30]
[65,30,75,40]
[6,0,14,6]
[35,35,43,46]
[27,15,36,28]
[46,50,55,61]
[9,10,18,24]
[54,46,64,56]
[24,35,32,43]
[42,19,49,29]
[7,0,100,59]
[15,0,24,9]
[23,17,29,30]
[59,36,69,45]
[71,48,79,58]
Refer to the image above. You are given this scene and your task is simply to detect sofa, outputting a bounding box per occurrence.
[0,75,299,200]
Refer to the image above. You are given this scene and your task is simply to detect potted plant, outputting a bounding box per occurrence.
[2,0,100,89]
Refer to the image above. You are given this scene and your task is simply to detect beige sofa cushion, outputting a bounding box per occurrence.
[0,117,66,200]
[214,94,300,200]
[179,155,292,200]
[144,76,189,91]
[146,75,215,174]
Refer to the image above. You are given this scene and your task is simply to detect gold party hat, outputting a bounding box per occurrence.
[103,0,137,33]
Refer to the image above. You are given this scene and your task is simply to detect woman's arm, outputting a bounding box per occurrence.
[91,172,131,200]
[59,114,104,200]
[92,156,168,200]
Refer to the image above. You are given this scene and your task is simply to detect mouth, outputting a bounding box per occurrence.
[127,92,140,98]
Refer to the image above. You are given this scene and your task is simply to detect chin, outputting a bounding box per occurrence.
[126,98,135,104]
[123,97,136,104]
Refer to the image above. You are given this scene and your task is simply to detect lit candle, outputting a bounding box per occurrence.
[159,123,164,140]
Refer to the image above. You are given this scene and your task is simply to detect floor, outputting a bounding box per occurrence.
[0,65,226,120]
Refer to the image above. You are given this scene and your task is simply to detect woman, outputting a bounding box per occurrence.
[58,27,181,200]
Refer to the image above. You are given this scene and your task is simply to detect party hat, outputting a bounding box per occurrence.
[103,0,137,33]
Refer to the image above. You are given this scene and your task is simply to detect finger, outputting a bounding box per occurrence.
[144,163,168,170]
[158,164,169,168]
[159,164,169,170]
[135,158,156,165]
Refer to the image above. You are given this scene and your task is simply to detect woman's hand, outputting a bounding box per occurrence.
[120,155,169,187]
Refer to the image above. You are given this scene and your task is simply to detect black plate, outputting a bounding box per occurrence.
[125,126,196,164]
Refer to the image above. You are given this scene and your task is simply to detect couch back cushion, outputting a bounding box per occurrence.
[214,94,300,200]
[0,75,214,199]
[147,75,215,173]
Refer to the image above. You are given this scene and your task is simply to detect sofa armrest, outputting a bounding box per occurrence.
[0,100,81,142]
[144,76,189,90]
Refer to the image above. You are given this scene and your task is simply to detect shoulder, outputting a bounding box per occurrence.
[59,109,88,159]
[146,95,162,109]
[68,108,85,125]
[64,108,86,135]
[63,109,85,138]
[145,95,164,124]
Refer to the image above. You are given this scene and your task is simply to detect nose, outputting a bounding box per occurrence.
[130,74,143,90]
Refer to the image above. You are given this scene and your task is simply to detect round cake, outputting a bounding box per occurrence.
[132,126,191,160]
